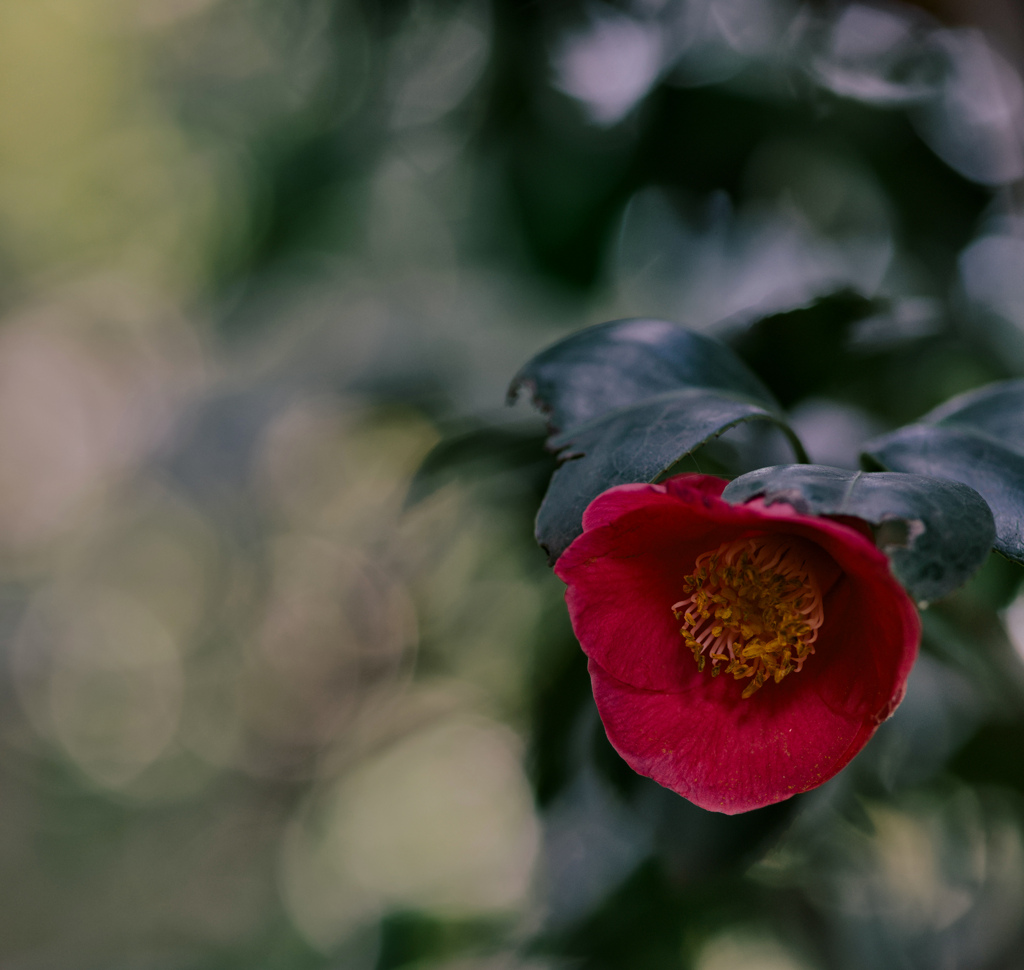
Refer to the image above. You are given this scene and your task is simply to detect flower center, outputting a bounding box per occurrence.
[671,535,825,698]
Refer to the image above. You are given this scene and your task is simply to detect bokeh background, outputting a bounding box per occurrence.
[5,0,1024,967]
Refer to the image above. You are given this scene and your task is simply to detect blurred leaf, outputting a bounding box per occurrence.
[529,629,591,807]
[729,290,885,407]
[376,911,503,970]
[948,718,1024,794]
[722,464,995,602]
[864,380,1024,564]
[921,608,1024,714]
[541,861,690,970]
[406,422,552,508]
[510,319,805,562]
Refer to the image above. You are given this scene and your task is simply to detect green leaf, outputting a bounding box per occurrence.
[510,318,805,562]
[509,318,782,428]
[538,391,795,563]
[721,464,996,603]
[728,290,886,407]
[405,422,551,508]
[864,380,1024,564]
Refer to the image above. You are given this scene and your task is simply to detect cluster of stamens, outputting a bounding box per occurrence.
[672,535,825,698]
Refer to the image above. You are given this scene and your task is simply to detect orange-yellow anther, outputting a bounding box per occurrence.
[671,535,825,698]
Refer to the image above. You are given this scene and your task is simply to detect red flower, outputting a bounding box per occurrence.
[554,473,920,815]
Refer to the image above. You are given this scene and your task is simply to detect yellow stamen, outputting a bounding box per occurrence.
[671,535,825,698]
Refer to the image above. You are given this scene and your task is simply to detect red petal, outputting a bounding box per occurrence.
[555,479,736,691]
[589,658,878,814]
[556,472,922,812]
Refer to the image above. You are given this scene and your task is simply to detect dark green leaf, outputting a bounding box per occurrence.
[721,464,996,603]
[864,380,1024,564]
[405,422,551,508]
[510,319,805,562]
[509,318,780,429]
[922,379,1024,449]
[538,391,794,562]
[728,290,887,407]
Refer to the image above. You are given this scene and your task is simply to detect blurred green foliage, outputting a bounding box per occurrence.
[2,1,1024,969]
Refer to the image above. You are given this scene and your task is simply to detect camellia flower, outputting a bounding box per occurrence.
[554,473,920,814]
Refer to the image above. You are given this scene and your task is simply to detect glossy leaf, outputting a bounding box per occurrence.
[864,380,1024,563]
[510,319,805,562]
[537,391,795,562]
[509,318,781,428]
[722,464,996,602]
